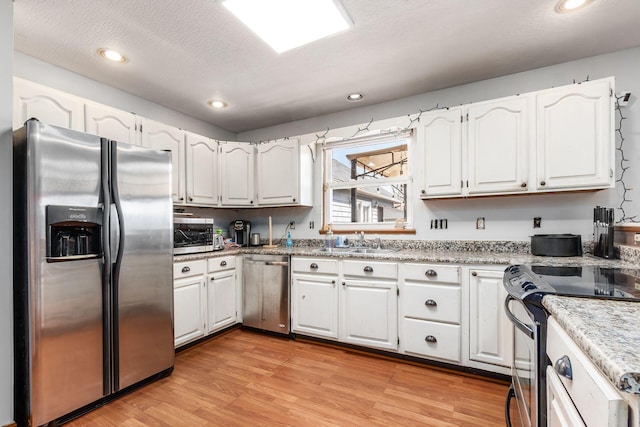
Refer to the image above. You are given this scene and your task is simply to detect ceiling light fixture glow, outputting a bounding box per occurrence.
[98,48,127,63]
[208,100,228,109]
[347,93,364,102]
[556,0,591,12]
[222,0,352,53]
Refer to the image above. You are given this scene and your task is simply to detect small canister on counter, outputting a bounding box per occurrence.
[250,233,261,246]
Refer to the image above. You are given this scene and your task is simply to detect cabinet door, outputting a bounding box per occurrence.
[469,268,513,367]
[421,107,463,197]
[467,96,531,194]
[207,270,237,333]
[340,279,397,351]
[174,276,206,347]
[185,132,218,206]
[13,78,85,131]
[536,79,613,190]
[140,118,186,204]
[291,273,339,339]
[219,142,255,206]
[256,139,299,205]
[85,102,138,145]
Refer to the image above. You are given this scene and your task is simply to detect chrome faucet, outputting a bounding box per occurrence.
[375,237,382,249]
[356,231,365,247]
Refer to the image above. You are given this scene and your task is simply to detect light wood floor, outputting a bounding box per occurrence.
[67,329,508,426]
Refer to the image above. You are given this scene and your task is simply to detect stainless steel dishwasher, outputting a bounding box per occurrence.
[242,254,290,335]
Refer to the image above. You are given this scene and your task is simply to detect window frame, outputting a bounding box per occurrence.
[322,131,414,233]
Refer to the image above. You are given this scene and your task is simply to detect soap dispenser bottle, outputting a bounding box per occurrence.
[286,231,293,252]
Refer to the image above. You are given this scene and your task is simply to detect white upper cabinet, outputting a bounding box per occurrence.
[185,132,219,206]
[13,78,85,131]
[84,102,138,145]
[256,139,300,205]
[140,118,186,204]
[421,107,463,197]
[467,95,531,194]
[219,141,255,207]
[536,78,614,191]
[421,77,615,199]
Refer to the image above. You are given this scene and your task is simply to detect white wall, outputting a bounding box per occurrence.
[14,52,237,141]
[237,47,640,243]
[0,1,13,424]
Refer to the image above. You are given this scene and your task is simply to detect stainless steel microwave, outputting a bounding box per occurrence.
[173,217,214,254]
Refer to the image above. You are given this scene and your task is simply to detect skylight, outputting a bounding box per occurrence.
[223,0,352,53]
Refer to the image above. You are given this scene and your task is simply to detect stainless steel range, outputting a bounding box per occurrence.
[503,264,640,427]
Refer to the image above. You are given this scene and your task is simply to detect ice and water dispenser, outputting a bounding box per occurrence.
[46,205,102,261]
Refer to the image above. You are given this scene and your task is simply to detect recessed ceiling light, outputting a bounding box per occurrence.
[222,0,352,53]
[347,93,364,102]
[207,100,228,109]
[556,0,591,12]
[97,48,127,63]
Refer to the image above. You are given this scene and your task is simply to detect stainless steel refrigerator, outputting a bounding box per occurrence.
[13,120,174,426]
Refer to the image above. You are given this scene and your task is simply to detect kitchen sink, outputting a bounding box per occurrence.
[312,247,396,254]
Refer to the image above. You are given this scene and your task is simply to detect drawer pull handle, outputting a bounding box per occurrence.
[181,266,191,273]
[363,266,374,273]
[424,299,437,307]
[310,263,319,269]
[554,355,573,380]
[220,260,227,267]
[425,335,437,343]
[425,269,437,278]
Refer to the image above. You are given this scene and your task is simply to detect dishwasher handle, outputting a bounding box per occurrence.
[265,261,289,266]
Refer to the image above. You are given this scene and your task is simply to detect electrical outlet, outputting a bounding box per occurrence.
[309,221,314,229]
[289,221,295,230]
[476,217,485,230]
[533,217,542,228]
[634,233,640,243]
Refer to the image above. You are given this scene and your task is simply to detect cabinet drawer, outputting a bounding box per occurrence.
[547,317,627,427]
[343,260,397,279]
[173,259,206,279]
[208,255,236,273]
[402,283,460,324]
[403,318,461,363]
[402,263,460,284]
[292,257,338,275]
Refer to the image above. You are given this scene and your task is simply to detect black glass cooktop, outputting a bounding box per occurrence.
[504,264,640,301]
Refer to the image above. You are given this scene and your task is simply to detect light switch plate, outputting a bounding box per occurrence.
[476,217,485,230]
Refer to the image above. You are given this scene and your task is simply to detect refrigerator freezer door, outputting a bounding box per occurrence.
[111,141,174,390]
[15,121,105,426]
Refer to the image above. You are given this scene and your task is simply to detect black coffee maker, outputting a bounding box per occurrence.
[229,220,251,247]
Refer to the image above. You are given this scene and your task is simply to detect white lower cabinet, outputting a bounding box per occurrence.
[173,260,207,347]
[207,256,238,333]
[468,267,512,369]
[547,317,628,427]
[174,256,239,348]
[399,263,462,363]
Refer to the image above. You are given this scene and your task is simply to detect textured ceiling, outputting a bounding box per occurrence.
[13,0,640,133]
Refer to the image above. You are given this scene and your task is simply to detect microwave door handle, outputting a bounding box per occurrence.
[504,295,534,339]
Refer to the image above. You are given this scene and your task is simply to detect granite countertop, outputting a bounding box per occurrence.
[544,296,640,394]
[175,243,638,268]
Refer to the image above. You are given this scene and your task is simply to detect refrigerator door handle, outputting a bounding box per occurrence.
[110,204,121,264]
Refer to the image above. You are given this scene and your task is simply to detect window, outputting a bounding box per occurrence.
[323,132,413,231]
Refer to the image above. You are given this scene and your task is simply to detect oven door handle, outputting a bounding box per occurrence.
[504,295,534,339]
[505,384,516,427]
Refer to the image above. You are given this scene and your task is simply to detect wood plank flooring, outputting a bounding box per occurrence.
[66,329,509,426]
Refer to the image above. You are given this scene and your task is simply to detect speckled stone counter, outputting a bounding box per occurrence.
[175,241,639,268]
[544,296,640,394]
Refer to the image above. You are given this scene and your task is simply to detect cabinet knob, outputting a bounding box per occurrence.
[331,280,336,284]
[425,335,437,343]
[421,189,426,194]
[179,197,184,201]
[220,260,227,267]
[189,196,193,201]
[210,277,214,281]
[424,299,437,307]
[181,266,190,273]
[342,282,346,286]
[540,181,546,186]
[250,200,254,204]
[554,355,573,380]
[521,182,527,188]
[310,263,318,269]
[471,271,477,277]
[425,269,437,278]
[363,266,374,273]
[293,198,296,202]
